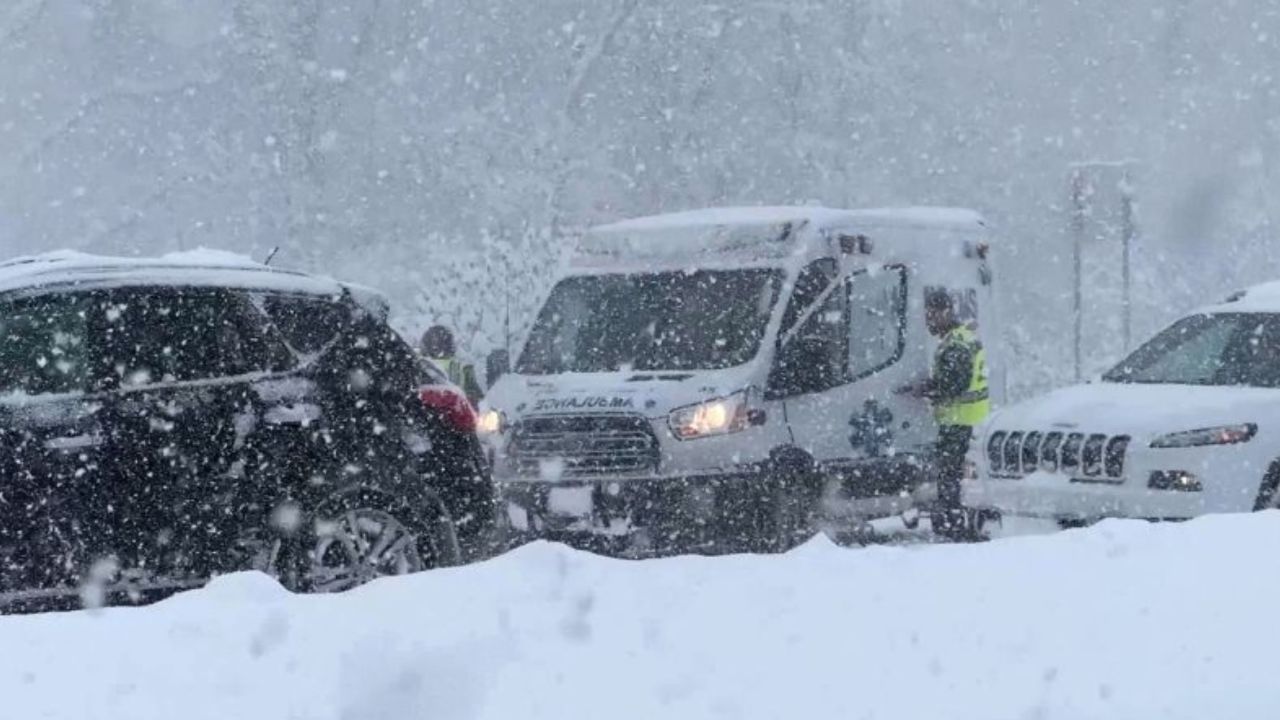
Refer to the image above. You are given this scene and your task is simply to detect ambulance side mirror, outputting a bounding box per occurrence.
[486,349,510,387]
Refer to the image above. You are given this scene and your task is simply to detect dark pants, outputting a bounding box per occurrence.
[934,424,973,534]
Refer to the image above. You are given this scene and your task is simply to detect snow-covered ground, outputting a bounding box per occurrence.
[3,515,1278,720]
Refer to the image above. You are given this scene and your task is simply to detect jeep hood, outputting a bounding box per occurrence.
[485,366,759,420]
[988,382,1280,441]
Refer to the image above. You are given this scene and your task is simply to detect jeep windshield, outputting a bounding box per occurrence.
[517,268,782,374]
[1104,312,1280,387]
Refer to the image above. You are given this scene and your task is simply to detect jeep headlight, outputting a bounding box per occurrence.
[1150,423,1257,449]
[476,409,504,435]
[668,391,751,441]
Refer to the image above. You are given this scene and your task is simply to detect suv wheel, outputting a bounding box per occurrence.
[242,491,462,593]
[308,507,425,592]
[305,492,461,593]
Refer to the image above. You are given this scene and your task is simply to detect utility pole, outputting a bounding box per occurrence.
[1118,167,1137,353]
[1067,160,1140,382]
[1069,167,1087,383]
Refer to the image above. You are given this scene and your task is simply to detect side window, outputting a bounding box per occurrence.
[778,258,838,339]
[317,309,426,399]
[0,293,91,396]
[231,292,297,373]
[100,289,286,386]
[801,285,850,382]
[260,294,346,355]
[768,275,848,398]
[848,267,907,379]
[1231,317,1280,387]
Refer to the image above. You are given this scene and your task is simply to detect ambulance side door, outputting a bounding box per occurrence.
[841,264,933,461]
[768,261,927,465]
[765,258,849,462]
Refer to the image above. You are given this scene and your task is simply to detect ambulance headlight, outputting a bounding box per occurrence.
[669,391,751,441]
[1150,423,1257,449]
[476,409,505,435]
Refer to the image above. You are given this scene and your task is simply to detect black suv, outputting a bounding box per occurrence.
[0,252,494,611]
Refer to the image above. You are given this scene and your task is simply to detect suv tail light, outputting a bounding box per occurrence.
[419,386,477,432]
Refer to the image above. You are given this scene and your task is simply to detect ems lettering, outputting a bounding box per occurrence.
[533,396,634,412]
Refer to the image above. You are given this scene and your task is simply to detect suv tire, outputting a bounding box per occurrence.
[254,489,461,593]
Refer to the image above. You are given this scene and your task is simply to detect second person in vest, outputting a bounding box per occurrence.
[420,325,484,406]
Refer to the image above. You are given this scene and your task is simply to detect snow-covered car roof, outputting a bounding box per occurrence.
[0,249,389,315]
[589,205,987,234]
[1198,279,1280,314]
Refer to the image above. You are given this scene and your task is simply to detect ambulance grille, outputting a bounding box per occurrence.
[987,429,1130,482]
[509,414,660,479]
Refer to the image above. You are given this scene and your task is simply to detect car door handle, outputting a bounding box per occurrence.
[263,403,322,426]
[44,433,104,451]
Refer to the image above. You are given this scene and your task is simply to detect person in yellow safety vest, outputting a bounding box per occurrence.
[896,289,990,539]
[420,325,484,406]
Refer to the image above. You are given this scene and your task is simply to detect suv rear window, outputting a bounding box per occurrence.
[260,294,346,355]
[0,293,91,396]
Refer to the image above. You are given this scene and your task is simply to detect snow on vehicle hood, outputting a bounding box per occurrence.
[988,381,1280,440]
[487,365,759,420]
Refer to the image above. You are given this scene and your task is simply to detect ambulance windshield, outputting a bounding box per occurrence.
[517,268,782,374]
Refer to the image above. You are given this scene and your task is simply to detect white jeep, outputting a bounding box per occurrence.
[965,282,1280,524]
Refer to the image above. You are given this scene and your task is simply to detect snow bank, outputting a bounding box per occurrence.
[3,515,1278,719]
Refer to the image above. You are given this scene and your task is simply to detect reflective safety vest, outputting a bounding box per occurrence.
[934,325,991,427]
[433,356,470,387]
[432,355,484,402]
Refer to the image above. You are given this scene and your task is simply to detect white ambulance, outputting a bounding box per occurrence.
[480,206,1000,553]
[964,281,1280,525]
